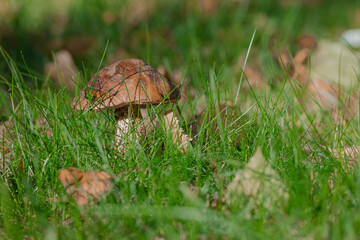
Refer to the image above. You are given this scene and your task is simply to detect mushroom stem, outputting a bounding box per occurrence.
[115,105,145,154]
[115,107,191,154]
[163,110,191,153]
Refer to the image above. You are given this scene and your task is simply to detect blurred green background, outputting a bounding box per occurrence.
[1,0,359,78]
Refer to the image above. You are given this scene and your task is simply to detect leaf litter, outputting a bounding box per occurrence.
[225,147,289,213]
[59,167,113,206]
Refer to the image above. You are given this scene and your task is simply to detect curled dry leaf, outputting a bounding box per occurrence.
[59,168,113,206]
[45,50,79,91]
[225,148,289,211]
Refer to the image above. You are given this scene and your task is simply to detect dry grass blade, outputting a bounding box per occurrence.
[59,168,113,206]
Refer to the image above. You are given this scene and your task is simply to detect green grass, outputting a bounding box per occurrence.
[1,0,360,239]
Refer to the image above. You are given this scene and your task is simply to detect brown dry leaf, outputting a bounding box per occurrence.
[276,49,295,77]
[45,50,79,91]
[243,66,265,89]
[291,44,358,121]
[297,34,317,50]
[225,148,289,211]
[59,168,113,206]
[307,79,358,121]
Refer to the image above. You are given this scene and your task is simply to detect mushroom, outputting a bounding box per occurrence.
[71,59,191,153]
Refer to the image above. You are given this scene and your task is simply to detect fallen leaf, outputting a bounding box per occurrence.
[310,40,360,89]
[290,44,358,122]
[59,168,113,206]
[225,147,289,211]
[45,50,79,91]
[307,78,358,121]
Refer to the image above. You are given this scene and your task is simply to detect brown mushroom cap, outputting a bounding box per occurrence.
[71,59,180,111]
